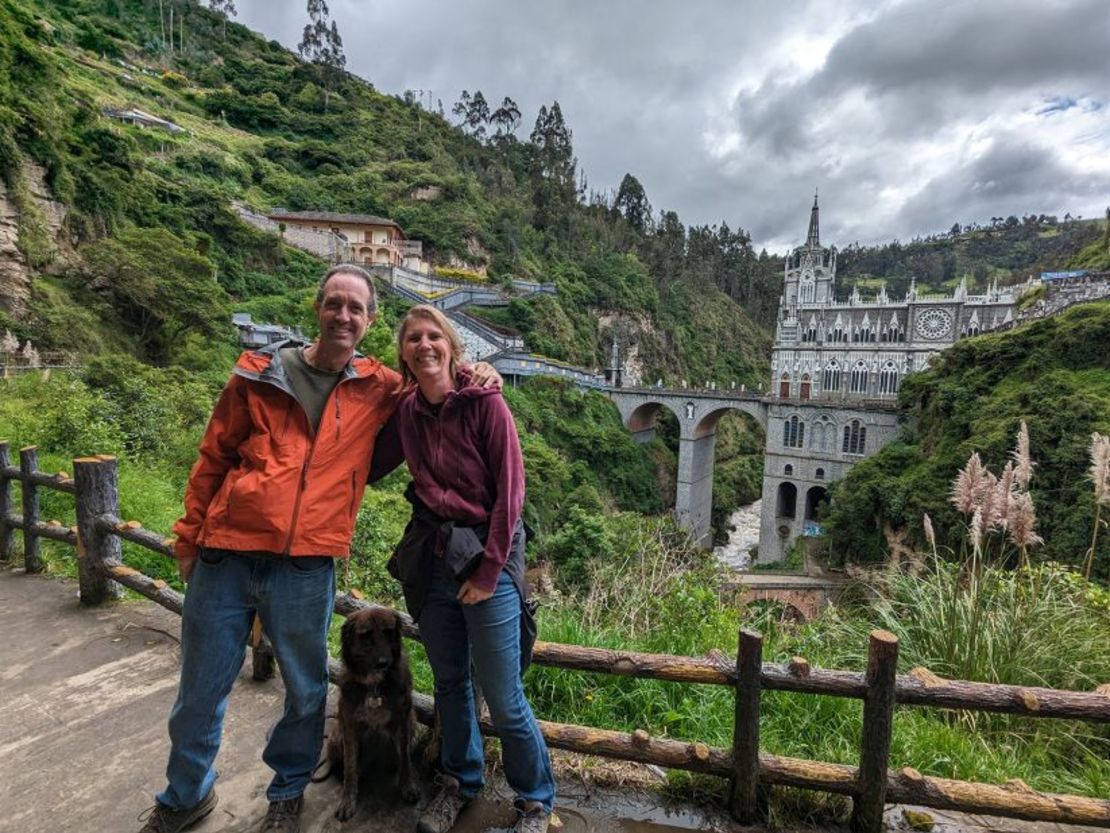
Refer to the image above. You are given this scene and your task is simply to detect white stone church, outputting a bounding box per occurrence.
[756,196,1020,563]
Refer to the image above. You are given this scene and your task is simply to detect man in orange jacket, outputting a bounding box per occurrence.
[141,265,496,833]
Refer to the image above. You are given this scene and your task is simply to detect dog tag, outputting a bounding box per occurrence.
[368,695,383,708]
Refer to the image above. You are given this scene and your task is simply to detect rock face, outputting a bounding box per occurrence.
[0,177,31,317]
[0,161,68,318]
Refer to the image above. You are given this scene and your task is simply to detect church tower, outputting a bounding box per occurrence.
[781,193,837,313]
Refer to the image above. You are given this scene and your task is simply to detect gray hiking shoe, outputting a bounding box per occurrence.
[417,775,469,833]
[137,790,218,833]
[511,799,551,833]
[261,795,304,832]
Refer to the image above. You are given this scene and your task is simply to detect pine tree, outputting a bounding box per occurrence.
[299,0,346,112]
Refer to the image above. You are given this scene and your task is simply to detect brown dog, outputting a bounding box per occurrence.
[329,607,419,821]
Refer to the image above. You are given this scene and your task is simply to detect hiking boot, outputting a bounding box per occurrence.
[417,775,469,833]
[511,799,551,833]
[137,790,218,833]
[261,795,303,833]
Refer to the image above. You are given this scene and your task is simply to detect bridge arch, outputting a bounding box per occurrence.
[608,389,768,546]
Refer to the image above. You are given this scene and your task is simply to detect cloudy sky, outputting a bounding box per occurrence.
[230,0,1110,251]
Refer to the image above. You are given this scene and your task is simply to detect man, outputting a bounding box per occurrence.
[140,265,495,833]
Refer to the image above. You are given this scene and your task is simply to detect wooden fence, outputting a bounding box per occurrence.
[2,441,1110,831]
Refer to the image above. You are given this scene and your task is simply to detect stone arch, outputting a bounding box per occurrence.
[626,401,665,434]
[805,486,829,521]
[776,482,797,520]
[375,247,392,263]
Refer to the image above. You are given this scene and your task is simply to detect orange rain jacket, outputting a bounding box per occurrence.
[172,341,404,560]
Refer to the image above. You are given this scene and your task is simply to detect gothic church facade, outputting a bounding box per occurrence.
[757,197,1019,562]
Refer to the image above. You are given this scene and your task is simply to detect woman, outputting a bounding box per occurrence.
[388,305,554,833]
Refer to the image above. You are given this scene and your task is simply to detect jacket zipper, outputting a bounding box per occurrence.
[282,375,351,555]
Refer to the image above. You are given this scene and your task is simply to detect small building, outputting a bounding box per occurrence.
[267,210,426,273]
[102,106,184,134]
[232,313,303,349]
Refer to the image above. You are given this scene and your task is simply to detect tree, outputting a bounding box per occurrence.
[298,0,346,112]
[529,101,579,232]
[82,228,231,364]
[208,0,237,39]
[490,96,521,146]
[452,90,491,141]
[613,173,652,233]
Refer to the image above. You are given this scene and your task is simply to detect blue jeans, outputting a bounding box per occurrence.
[420,558,555,811]
[156,550,335,810]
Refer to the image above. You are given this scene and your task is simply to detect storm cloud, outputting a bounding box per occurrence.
[229,0,1110,250]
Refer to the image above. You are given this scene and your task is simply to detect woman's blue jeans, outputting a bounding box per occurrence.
[156,550,335,810]
[420,558,555,811]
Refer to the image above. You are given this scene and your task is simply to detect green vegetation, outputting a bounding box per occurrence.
[837,214,1104,299]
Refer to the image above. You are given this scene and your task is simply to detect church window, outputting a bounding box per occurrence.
[800,374,812,400]
[842,420,867,455]
[784,415,805,448]
[879,362,899,395]
[811,416,833,451]
[784,464,794,475]
[779,373,791,398]
[850,361,869,394]
[815,467,825,480]
[823,361,841,393]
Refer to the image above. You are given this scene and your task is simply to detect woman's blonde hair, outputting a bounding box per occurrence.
[396,304,466,385]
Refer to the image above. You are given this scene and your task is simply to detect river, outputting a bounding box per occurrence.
[714,499,761,570]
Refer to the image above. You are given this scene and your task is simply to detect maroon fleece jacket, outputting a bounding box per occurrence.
[395,369,525,592]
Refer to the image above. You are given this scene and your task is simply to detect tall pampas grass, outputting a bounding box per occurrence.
[1083,432,1110,580]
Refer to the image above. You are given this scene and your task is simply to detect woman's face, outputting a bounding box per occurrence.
[401,317,452,382]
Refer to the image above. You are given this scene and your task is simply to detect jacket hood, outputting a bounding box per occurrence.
[234,339,384,384]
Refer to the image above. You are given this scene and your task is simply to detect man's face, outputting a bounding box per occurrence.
[315,273,374,355]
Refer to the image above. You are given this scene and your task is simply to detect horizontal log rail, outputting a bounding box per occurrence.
[3,441,1110,831]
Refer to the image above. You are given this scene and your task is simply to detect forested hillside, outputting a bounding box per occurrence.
[835,215,1103,299]
[0,0,774,387]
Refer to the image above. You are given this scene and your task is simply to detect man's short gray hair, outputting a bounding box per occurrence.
[316,264,377,313]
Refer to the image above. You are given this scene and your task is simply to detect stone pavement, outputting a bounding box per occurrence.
[0,567,1104,833]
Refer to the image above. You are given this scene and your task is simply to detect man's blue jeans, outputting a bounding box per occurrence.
[420,558,555,811]
[156,550,335,810]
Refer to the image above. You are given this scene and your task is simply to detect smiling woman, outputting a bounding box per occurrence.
[387,303,556,832]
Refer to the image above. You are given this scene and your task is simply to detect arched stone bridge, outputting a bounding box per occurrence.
[608,387,768,546]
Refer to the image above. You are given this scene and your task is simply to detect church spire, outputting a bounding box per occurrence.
[805,189,820,248]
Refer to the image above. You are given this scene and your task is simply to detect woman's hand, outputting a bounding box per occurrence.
[457,579,494,605]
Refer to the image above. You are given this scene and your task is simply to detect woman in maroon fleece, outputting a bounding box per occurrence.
[392,305,554,833]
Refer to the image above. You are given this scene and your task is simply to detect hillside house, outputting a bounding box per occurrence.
[102,106,183,134]
[267,211,427,273]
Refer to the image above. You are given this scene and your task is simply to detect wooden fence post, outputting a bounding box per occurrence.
[730,628,765,823]
[20,446,42,573]
[73,456,122,605]
[0,442,13,562]
[851,629,899,833]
